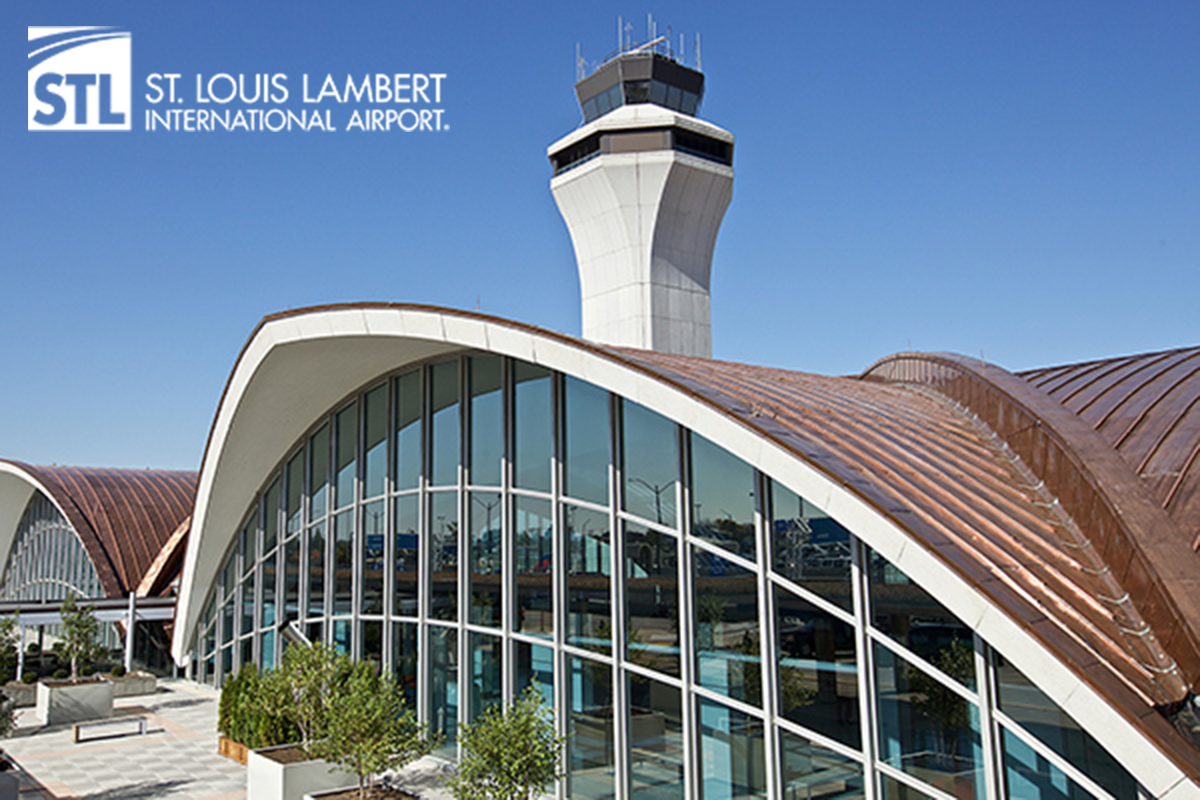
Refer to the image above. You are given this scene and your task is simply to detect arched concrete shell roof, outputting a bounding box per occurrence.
[0,461,197,598]
[175,304,1200,794]
[1020,346,1200,541]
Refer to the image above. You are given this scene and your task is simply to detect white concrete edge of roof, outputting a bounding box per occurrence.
[547,103,733,156]
[0,461,72,584]
[171,305,1197,797]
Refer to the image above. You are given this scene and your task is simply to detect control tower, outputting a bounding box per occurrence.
[548,39,733,358]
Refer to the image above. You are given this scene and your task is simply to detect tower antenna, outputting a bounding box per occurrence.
[576,42,585,81]
[617,16,622,54]
[696,32,702,71]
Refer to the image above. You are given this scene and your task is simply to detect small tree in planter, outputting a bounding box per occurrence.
[314,661,437,799]
[269,641,351,755]
[59,594,104,682]
[447,687,565,800]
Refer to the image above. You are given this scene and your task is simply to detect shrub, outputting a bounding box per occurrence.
[52,668,69,680]
[217,664,297,750]
[110,664,126,678]
[0,692,13,740]
[24,644,38,657]
[21,672,36,685]
[267,641,351,754]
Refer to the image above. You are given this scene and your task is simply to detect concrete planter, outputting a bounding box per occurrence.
[110,671,157,698]
[1,682,35,709]
[34,678,113,725]
[248,743,357,800]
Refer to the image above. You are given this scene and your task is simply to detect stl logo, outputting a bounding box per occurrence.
[28,27,132,131]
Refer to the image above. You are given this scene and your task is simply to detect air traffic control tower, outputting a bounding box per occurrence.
[549,39,733,358]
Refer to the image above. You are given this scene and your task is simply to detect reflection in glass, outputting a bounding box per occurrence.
[284,537,300,622]
[242,570,255,637]
[430,626,459,759]
[994,653,1135,798]
[693,548,760,706]
[430,491,458,621]
[690,433,756,559]
[874,643,984,799]
[393,621,418,708]
[775,585,859,747]
[1002,727,1095,800]
[567,505,611,654]
[770,479,852,611]
[363,383,388,499]
[362,500,385,615]
[261,629,276,672]
[469,356,503,487]
[568,655,616,800]
[470,632,502,722]
[628,674,683,799]
[430,361,460,487]
[564,376,610,505]
[334,510,354,615]
[394,494,419,618]
[513,362,552,492]
[286,449,303,536]
[241,520,255,576]
[333,618,351,656]
[779,729,865,799]
[622,401,678,527]
[698,697,766,799]
[307,522,325,618]
[516,640,554,706]
[514,496,553,638]
[361,620,383,666]
[263,479,280,554]
[625,523,679,676]
[334,403,357,509]
[868,548,975,689]
[879,775,938,800]
[261,550,276,631]
[309,423,329,520]
[469,492,503,628]
[394,371,421,491]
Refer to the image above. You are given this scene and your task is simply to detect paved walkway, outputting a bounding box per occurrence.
[2,678,246,800]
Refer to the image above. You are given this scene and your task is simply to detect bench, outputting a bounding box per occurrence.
[72,715,149,743]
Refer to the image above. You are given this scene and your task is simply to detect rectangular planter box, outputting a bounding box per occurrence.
[34,678,113,725]
[2,682,35,708]
[248,744,357,800]
[111,671,157,698]
[218,734,250,765]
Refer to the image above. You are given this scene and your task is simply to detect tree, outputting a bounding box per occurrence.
[59,594,105,682]
[314,661,437,800]
[0,616,18,683]
[447,687,565,800]
[268,641,351,754]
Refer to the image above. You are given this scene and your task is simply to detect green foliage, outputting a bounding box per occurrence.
[110,663,127,678]
[447,687,565,800]
[0,691,13,739]
[21,672,37,685]
[217,664,298,750]
[0,617,17,680]
[59,594,105,681]
[52,668,69,680]
[268,641,352,755]
[313,661,437,800]
[910,642,975,764]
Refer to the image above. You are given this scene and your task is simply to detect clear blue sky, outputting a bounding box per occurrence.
[5,2,1198,470]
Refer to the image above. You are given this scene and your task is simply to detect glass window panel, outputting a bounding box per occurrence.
[261,629,276,673]
[1002,727,1097,800]
[779,729,865,799]
[394,494,419,618]
[240,518,256,576]
[469,492,503,628]
[514,496,553,638]
[430,360,461,487]
[868,548,976,690]
[334,510,354,615]
[622,401,678,527]
[690,434,756,560]
[564,376,610,505]
[221,600,234,644]
[242,570,256,636]
[879,775,939,800]
[263,478,280,555]
[307,621,324,647]
[516,640,555,706]
[650,80,668,105]
[681,90,699,116]
[309,423,329,520]
[568,655,616,800]
[775,585,859,747]
[394,371,422,491]
[513,361,552,492]
[770,479,852,611]
[994,653,1135,798]
[693,548,761,707]
[241,637,254,671]
[363,383,388,499]
[261,550,277,630]
[430,491,459,622]
[625,523,679,677]
[333,618,351,656]
[469,356,504,487]
[361,620,383,667]
[362,500,385,615]
[222,550,238,604]
[307,522,326,618]
[392,621,418,708]
[284,536,300,622]
[665,84,682,112]
[567,505,612,654]
[430,625,459,759]
[334,403,357,508]
[628,674,684,799]
[220,646,232,680]
[470,632,503,722]
[874,643,984,800]
[286,450,304,536]
[698,696,767,800]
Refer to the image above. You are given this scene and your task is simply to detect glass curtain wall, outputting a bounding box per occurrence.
[193,353,1142,800]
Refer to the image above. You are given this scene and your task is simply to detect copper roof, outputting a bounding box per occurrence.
[1,461,196,598]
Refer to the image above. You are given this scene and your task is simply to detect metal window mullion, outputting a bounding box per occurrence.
[992,707,1118,800]
[975,638,1001,800]
[865,628,979,705]
[876,761,958,800]
[677,427,698,800]
[417,365,431,729]
[610,394,628,800]
[551,371,568,800]
[456,356,468,754]
[755,470,779,800]
[501,357,514,705]
[383,375,397,673]
[852,537,880,800]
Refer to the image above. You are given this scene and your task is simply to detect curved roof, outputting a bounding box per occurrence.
[1020,346,1200,543]
[175,304,1200,792]
[0,461,197,598]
